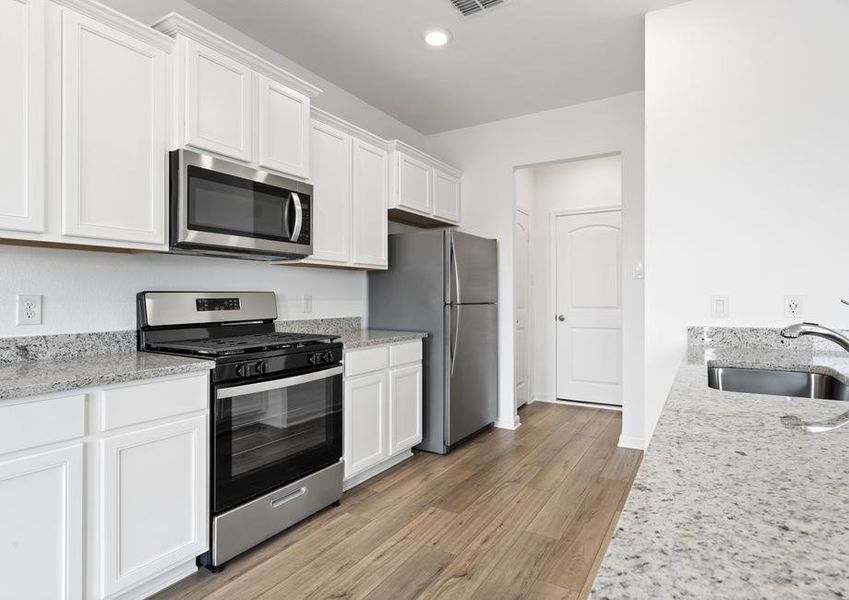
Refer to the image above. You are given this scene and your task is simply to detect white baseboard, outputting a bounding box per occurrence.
[342,450,414,491]
[618,434,646,450]
[494,414,521,430]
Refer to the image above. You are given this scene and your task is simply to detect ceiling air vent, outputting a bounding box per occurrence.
[449,0,508,17]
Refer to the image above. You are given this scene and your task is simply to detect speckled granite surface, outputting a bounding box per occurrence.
[688,325,849,353]
[275,317,426,349]
[592,339,849,598]
[0,351,213,401]
[275,317,362,335]
[0,330,137,364]
[337,329,428,349]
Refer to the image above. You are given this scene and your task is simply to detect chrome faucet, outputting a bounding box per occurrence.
[781,322,849,352]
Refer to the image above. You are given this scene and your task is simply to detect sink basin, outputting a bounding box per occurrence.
[707,366,849,401]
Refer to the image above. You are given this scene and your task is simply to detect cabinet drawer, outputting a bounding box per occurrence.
[390,341,422,367]
[99,373,208,431]
[344,346,389,377]
[0,394,86,455]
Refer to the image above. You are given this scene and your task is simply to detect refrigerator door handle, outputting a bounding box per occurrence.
[450,305,460,376]
[451,235,461,305]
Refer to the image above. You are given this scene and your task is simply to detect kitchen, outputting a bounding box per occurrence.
[2,0,849,598]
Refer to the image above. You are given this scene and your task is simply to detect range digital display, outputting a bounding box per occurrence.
[196,298,241,312]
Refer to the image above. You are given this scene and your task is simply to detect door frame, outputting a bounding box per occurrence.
[550,205,623,407]
[513,206,532,409]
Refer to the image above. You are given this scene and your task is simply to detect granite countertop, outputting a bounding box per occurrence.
[336,329,428,350]
[592,345,849,598]
[0,352,214,401]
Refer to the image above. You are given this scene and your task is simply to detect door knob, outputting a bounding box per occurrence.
[557,314,565,322]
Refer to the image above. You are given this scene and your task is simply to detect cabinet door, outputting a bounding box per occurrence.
[0,444,84,600]
[62,10,167,245]
[184,39,252,162]
[258,75,310,179]
[389,364,423,454]
[99,415,207,597]
[344,372,388,478]
[0,0,44,233]
[352,138,388,268]
[433,169,461,224]
[395,152,432,215]
[309,121,352,264]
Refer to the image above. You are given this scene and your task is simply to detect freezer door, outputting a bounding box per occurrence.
[447,231,498,305]
[445,303,498,446]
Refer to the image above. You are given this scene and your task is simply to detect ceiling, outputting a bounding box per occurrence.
[185,0,688,134]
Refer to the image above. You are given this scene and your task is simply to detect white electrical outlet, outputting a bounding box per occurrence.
[16,294,43,325]
[302,294,313,313]
[710,295,729,319]
[784,295,803,318]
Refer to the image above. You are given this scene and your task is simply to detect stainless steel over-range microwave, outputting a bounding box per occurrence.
[169,149,313,261]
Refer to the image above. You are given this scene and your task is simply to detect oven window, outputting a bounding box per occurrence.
[187,165,301,242]
[214,370,342,512]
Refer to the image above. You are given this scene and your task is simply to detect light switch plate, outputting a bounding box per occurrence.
[16,294,43,325]
[302,294,313,313]
[710,295,729,319]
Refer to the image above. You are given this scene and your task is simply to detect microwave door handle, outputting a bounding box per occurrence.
[290,193,302,242]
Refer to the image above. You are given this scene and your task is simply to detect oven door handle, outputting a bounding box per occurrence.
[216,366,342,399]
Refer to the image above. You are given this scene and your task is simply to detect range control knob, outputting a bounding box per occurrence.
[307,353,318,365]
[235,363,247,378]
[254,361,267,375]
[324,350,334,363]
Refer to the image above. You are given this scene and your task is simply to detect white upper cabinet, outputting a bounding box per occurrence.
[433,169,461,223]
[258,75,310,179]
[309,120,352,263]
[61,9,169,246]
[0,0,45,234]
[300,109,388,270]
[388,140,462,227]
[395,152,432,215]
[154,14,321,180]
[184,39,252,162]
[352,137,388,267]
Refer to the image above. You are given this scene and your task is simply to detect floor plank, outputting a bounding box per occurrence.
[152,402,641,600]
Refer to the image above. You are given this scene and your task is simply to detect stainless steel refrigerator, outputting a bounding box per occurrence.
[368,230,498,454]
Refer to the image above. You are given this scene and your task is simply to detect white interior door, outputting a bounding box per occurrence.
[555,210,622,406]
[513,209,531,409]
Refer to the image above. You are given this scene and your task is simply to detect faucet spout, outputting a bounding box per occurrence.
[781,322,849,352]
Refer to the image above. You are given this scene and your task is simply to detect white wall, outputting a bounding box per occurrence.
[426,92,645,445]
[0,245,364,337]
[523,155,623,403]
[645,0,849,441]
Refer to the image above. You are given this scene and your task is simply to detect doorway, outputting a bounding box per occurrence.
[514,208,531,408]
[554,208,622,406]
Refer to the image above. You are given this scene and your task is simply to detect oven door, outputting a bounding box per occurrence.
[171,149,312,259]
[213,365,342,513]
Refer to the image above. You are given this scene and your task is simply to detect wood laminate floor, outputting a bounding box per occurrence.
[153,402,642,600]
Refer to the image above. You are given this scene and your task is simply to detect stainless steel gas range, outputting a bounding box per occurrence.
[137,291,343,570]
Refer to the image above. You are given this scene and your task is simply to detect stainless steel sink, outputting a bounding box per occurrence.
[707,366,849,401]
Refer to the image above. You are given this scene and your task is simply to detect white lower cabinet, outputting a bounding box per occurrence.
[344,372,388,476]
[0,443,84,600]
[0,372,209,600]
[343,341,423,487]
[97,415,207,598]
[389,363,423,454]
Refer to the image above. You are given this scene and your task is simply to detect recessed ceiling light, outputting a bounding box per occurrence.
[424,28,452,47]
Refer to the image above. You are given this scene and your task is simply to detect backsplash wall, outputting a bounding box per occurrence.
[0,245,366,337]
